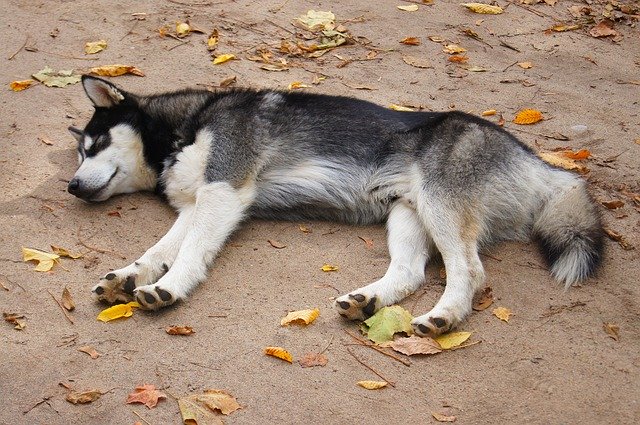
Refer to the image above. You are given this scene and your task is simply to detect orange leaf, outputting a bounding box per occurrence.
[126,384,167,409]
[90,65,144,77]
[10,79,36,91]
[166,325,195,335]
[559,149,591,160]
[66,390,102,404]
[513,109,543,125]
[298,352,328,368]
[78,345,101,359]
[448,55,469,63]
[264,346,293,363]
[280,308,320,326]
[400,37,421,45]
[472,286,494,311]
[492,306,513,322]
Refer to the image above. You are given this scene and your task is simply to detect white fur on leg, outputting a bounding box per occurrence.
[335,202,430,319]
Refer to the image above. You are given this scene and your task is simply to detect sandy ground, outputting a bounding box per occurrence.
[2,0,639,424]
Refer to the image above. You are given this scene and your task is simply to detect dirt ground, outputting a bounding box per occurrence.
[2,0,639,424]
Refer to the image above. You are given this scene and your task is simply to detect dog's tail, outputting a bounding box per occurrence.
[533,177,604,287]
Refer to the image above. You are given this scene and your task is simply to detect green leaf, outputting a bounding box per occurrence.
[361,305,413,344]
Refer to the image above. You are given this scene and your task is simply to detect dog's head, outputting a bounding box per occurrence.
[68,76,156,202]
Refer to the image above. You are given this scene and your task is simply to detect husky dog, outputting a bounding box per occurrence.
[68,76,603,336]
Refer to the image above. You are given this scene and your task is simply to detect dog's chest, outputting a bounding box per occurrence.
[161,136,211,209]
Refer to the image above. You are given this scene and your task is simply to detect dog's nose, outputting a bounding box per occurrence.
[68,178,81,196]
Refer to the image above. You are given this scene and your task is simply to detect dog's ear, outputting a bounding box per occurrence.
[82,75,126,108]
[68,126,83,142]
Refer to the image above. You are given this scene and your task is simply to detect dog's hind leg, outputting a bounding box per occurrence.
[411,195,485,336]
[334,202,431,320]
[133,181,253,309]
[92,206,195,303]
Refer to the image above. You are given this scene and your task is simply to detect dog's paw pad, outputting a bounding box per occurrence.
[92,273,137,304]
[334,293,379,320]
[134,285,176,310]
[411,316,453,337]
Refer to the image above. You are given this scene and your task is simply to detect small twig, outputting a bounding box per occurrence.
[479,252,502,262]
[265,19,294,35]
[120,20,140,41]
[22,395,52,414]
[344,330,411,366]
[77,227,127,260]
[132,410,152,425]
[8,35,29,60]
[345,346,395,387]
[505,0,550,18]
[502,60,519,72]
[268,0,290,13]
[498,39,520,52]
[167,39,191,51]
[47,289,74,324]
[207,314,228,318]
[319,335,335,355]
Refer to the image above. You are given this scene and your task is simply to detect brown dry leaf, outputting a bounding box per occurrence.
[493,306,513,322]
[388,335,442,355]
[472,286,494,311]
[549,23,581,32]
[126,384,167,409]
[400,37,421,45]
[448,55,469,63]
[166,325,195,335]
[84,40,107,54]
[39,136,54,146]
[538,151,588,173]
[298,224,311,233]
[219,75,236,87]
[517,62,533,69]
[358,236,374,248]
[603,322,620,341]
[178,389,241,424]
[10,80,36,91]
[264,346,293,363]
[298,352,328,368]
[429,35,445,43]
[402,55,432,69]
[513,109,543,125]
[267,239,286,249]
[590,20,618,38]
[603,227,634,250]
[442,44,467,54]
[432,411,457,422]
[601,200,624,209]
[107,210,121,218]
[3,312,26,330]
[89,65,144,77]
[461,3,504,14]
[66,390,102,404]
[357,380,388,389]
[321,264,338,272]
[51,245,83,259]
[61,286,75,311]
[280,308,320,326]
[78,345,101,359]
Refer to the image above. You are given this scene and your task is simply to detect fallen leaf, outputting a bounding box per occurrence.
[166,325,195,335]
[448,55,469,63]
[603,227,634,250]
[288,81,310,90]
[538,151,588,173]
[434,331,472,349]
[358,236,374,248]
[298,352,328,368]
[22,247,60,272]
[397,5,419,12]
[259,64,289,72]
[357,380,388,389]
[84,40,107,54]
[78,345,101,359]
[267,239,286,249]
[51,245,83,259]
[212,53,236,65]
[32,66,82,88]
[549,23,581,32]
[601,200,624,209]
[9,79,36,91]
[321,264,338,272]
[442,44,467,54]
[461,3,503,14]
[467,66,487,72]
[66,390,102,404]
[590,20,618,38]
[361,305,414,344]
[97,301,140,322]
[61,287,75,311]
[429,35,445,43]
[558,149,590,160]
[402,55,432,69]
[281,308,320,326]
[481,109,497,116]
[388,335,442,355]
[89,65,144,77]
[513,109,543,125]
[517,61,533,69]
[179,389,241,424]
[432,411,457,422]
[492,306,513,322]
[295,10,335,31]
[176,21,191,38]
[207,28,219,51]
[400,37,421,45]
[603,322,620,341]
[3,312,26,330]
[389,104,417,112]
[264,346,293,363]
[126,384,167,409]
[219,75,236,87]
[298,225,312,233]
[472,286,494,311]
[38,136,54,146]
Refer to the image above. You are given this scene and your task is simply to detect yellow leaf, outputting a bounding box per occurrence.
[481,109,497,116]
[22,247,60,272]
[264,346,293,363]
[461,3,504,14]
[9,79,36,91]
[280,308,320,326]
[212,54,236,65]
[492,306,513,322]
[51,245,83,259]
[295,10,335,31]
[603,322,620,341]
[321,264,338,272]
[84,40,107,54]
[549,24,581,32]
[517,61,533,69]
[538,151,588,173]
[176,21,191,37]
[434,331,472,349]
[90,65,145,77]
[357,380,388,389]
[3,312,26,330]
[288,81,310,90]
[442,44,467,54]
[207,28,219,51]
[397,5,419,12]
[97,301,140,322]
[389,104,417,112]
[400,37,421,45]
[513,108,543,125]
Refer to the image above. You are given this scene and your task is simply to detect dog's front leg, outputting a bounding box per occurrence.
[133,182,253,309]
[92,206,195,303]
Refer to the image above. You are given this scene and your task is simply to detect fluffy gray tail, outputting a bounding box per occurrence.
[534,180,604,287]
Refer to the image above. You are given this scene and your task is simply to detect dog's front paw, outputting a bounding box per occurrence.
[334,292,380,320]
[92,268,139,304]
[411,310,459,337]
[134,284,177,310]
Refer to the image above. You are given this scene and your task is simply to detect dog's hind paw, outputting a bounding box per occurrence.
[134,284,177,310]
[334,292,380,321]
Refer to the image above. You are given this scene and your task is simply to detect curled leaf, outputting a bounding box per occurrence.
[538,151,588,173]
[207,28,219,50]
[78,345,101,359]
[61,287,75,311]
[432,411,457,422]
[3,312,26,330]
[178,389,241,423]
[281,308,320,326]
[400,37,421,45]
[288,81,310,90]
[97,301,140,322]
[603,322,620,341]
[22,247,60,272]
[295,10,335,31]
[90,65,144,77]
[402,55,432,69]
[472,286,493,311]
[442,44,467,54]
[264,346,293,363]
[397,5,419,12]
[357,380,388,389]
